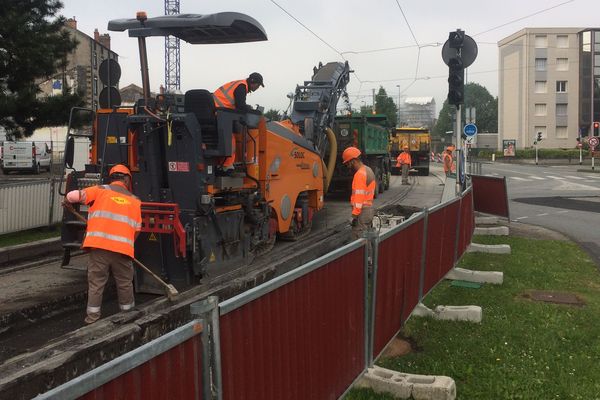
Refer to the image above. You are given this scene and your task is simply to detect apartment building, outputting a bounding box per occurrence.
[39,18,119,110]
[400,97,436,128]
[498,27,600,149]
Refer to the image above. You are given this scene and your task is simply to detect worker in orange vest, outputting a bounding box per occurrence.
[342,146,376,240]
[65,164,142,324]
[213,73,264,174]
[443,146,456,177]
[396,145,412,185]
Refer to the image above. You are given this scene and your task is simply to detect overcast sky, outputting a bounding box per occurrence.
[61,0,599,115]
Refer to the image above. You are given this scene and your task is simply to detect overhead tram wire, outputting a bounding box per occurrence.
[269,0,363,84]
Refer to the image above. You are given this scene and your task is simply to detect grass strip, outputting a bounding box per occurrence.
[0,225,60,248]
[346,235,600,399]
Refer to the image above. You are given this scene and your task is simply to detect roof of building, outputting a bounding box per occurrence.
[403,97,435,105]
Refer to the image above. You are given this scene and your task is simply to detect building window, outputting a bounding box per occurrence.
[93,51,97,68]
[535,35,547,48]
[535,103,547,116]
[535,80,547,93]
[556,58,568,71]
[556,103,568,116]
[556,81,567,93]
[556,126,568,139]
[93,77,98,95]
[535,58,547,71]
[557,35,569,48]
[582,31,591,52]
[534,126,547,140]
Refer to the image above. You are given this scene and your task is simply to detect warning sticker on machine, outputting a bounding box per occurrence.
[168,161,190,172]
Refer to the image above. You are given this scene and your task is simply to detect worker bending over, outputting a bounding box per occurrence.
[397,145,412,185]
[213,72,264,174]
[342,146,376,240]
[65,164,142,324]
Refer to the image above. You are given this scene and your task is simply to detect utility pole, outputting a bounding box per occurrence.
[372,88,376,114]
[396,84,401,127]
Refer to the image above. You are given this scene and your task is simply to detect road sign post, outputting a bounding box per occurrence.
[588,136,599,170]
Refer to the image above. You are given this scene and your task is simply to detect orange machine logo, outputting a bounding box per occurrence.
[290,147,305,159]
[110,196,131,205]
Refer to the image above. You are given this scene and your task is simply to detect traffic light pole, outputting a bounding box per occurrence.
[455,104,462,194]
[535,142,538,165]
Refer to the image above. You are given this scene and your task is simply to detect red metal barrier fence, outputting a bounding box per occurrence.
[422,198,461,297]
[471,175,509,218]
[37,321,205,400]
[373,214,425,357]
[456,188,475,259]
[218,242,367,400]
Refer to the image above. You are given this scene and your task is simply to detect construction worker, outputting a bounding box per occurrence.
[396,145,412,185]
[65,164,142,324]
[443,146,456,177]
[342,146,375,240]
[213,72,264,173]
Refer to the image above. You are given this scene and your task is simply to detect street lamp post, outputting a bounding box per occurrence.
[396,84,401,127]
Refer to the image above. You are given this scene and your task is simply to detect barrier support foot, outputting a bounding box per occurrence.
[467,242,511,254]
[474,226,509,236]
[356,365,456,400]
[445,267,503,285]
[411,303,482,323]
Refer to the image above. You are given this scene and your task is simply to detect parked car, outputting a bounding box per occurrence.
[1,141,52,174]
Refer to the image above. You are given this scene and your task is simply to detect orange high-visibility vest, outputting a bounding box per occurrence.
[81,182,142,258]
[351,165,375,216]
[443,152,455,173]
[396,152,412,167]
[213,79,248,109]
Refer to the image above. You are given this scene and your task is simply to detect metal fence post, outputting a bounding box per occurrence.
[191,296,222,400]
[365,232,379,367]
[418,210,429,302]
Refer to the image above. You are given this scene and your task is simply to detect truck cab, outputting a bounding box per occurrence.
[1,141,51,174]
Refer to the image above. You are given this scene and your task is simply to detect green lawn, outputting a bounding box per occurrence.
[0,225,60,248]
[346,235,600,400]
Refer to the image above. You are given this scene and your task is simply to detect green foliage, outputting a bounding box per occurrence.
[264,108,282,121]
[432,82,498,140]
[374,87,397,128]
[0,225,60,247]
[476,148,585,160]
[0,0,83,138]
[347,235,600,399]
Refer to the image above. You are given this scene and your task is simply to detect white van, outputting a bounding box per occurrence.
[1,141,52,174]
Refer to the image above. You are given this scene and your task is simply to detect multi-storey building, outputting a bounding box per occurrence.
[400,97,436,128]
[498,27,600,149]
[39,18,119,110]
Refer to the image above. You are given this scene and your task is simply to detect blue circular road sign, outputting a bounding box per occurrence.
[463,123,478,137]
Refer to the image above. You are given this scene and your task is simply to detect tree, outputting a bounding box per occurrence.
[374,87,397,128]
[264,108,282,121]
[432,82,498,141]
[0,0,83,138]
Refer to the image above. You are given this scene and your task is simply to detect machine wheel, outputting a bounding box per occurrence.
[33,163,40,174]
[383,171,391,190]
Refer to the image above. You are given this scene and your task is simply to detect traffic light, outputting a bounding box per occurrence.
[447,30,465,106]
[537,132,543,142]
[594,121,599,136]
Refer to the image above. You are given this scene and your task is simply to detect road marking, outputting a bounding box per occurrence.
[536,213,549,216]
[515,216,529,220]
[585,175,600,179]
[564,175,585,180]
[546,175,565,180]
[510,176,530,181]
[557,210,569,214]
[528,176,545,180]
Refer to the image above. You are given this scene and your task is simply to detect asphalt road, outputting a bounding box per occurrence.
[480,161,600,264]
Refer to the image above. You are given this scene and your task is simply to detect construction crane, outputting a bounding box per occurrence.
[164,0,180,92]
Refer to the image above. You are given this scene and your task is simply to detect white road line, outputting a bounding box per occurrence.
[585,175,600,179]
[546,175,565,180]
[528,176,545,180]
[510,176,530,181]
[515,216,529,220]
[564,175,585,180]
[536,213,549,216]
[557,210,569,214]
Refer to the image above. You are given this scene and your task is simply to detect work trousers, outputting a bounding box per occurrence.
[86,248,135,323]
[401,164,409,184]
[352,206,374,240]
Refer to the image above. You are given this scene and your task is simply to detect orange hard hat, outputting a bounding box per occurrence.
[342,146,361,164]
[109,164,131,177]
[446,146,454,151]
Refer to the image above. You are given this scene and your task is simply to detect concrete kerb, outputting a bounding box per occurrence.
[357,365,456,400]
[474,216,500,225]
[0,237,62,266]
[474,226,509,236]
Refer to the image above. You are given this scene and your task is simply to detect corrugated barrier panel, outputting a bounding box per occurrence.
[472,175,509,218]
[219,247,366,400]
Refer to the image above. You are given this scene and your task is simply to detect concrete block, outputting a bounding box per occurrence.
[434,305,482,323]
[475,216,499,225]
[467,243,511,254]
[357,366,456,400]
[445,267,504,284]
[411,303,482,323]
[474,226,509,236]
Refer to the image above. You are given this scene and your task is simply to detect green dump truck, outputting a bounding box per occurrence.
[329,114,391,195]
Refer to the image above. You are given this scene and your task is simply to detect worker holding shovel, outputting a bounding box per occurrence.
[64,164,142,324]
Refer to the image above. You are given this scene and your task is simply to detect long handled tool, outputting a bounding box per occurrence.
[63,202,179,300]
